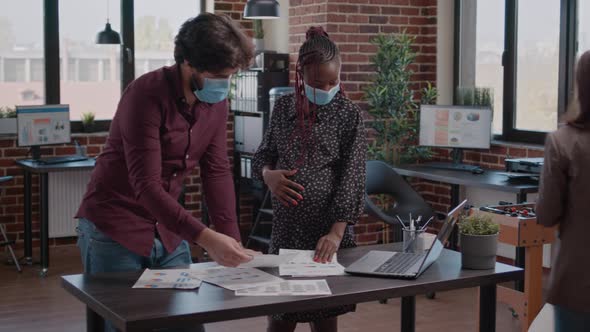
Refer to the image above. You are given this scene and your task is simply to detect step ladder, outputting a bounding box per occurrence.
[246,190,274,250]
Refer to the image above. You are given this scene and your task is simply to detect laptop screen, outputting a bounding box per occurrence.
[416,199,468,273]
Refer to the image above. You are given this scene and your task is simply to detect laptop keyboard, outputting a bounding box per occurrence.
[374,253,425,275]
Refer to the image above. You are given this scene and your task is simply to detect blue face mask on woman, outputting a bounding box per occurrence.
[304,83,340,106]
[193,77,231,104]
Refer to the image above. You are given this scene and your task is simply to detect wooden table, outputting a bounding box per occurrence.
[16,158,96,276]
[62,244,523,332]
[472,205,556,332]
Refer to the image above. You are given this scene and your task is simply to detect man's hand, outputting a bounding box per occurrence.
[195,228,254,267]
[262,168,304,207]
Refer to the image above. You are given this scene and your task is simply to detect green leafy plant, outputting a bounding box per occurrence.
[456,86,493,108]
[253,19,264,39]
[81,112,95,126]
[365,33,438,165]
[0,106,16,118]
[459,214,499,236]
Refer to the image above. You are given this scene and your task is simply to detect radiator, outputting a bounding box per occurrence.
[48,170,93,238]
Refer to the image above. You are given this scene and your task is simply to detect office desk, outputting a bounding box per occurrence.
[16,158,95,276]
[62,244,523,332]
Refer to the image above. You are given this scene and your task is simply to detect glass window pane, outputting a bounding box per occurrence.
[0,1,44,107]
[475,1,505,135]
[579,0,590,57]
[515,0,560,132]
[134,0,200,76]
[59,0,121,121]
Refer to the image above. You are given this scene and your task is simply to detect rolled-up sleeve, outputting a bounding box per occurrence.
[329,109,367,225]
[118,88,206,243]
[199,103,241,241]
[537,132,568,227]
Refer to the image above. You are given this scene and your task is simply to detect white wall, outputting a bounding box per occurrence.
[436,0,455,105]
[262,0,289,53]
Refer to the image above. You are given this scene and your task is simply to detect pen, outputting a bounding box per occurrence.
[395,215,407,230]
[419,216,435,231]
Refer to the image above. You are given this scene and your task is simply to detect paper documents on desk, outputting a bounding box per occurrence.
[132,269,203,289]
[237,253,299,268]
[235,280,332,296]
[278,249,346,277]
[189,266,283,291]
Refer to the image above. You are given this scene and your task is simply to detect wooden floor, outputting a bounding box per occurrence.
[0,246,534,332]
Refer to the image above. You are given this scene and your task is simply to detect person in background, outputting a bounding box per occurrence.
[536,50,590,331]
[75,13,258,332]
[252,26,367,332]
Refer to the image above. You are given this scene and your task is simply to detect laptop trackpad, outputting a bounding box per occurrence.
[345,251,395,273]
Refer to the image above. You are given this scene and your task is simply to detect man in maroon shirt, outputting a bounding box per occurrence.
[76,13,256,306]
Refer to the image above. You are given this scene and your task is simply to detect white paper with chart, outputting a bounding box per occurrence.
[278,249,346,277]
[189,266,283,291]
[235,280,332,296]
[132,269,203,289]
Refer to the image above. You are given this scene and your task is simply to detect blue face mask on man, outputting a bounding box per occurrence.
[304,83,340,106]
[193,76,231,104]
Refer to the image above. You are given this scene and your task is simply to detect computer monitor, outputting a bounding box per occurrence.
[16,104,71,159]
[419,105,492,173]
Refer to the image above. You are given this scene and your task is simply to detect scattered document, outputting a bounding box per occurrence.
[132,269,202,289]
[237,253,299,268]
[189,266,283,291]
[278,249,347,277]
[235,280,332,296]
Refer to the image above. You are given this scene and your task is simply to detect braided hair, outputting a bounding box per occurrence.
[293,26,343,166]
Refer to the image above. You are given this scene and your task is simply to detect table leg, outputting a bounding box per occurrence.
[87,306,105,332]
[479,284,497,332]
[23,170,33,264]
[401,296,416,332]
[514,192,527,291]
[40,173,49,277]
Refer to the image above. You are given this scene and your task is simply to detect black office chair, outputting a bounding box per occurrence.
[365,160,436,242]
[365,160,436,300]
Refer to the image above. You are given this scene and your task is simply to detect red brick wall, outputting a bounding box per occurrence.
[289,0,438,109]
[214,0,253,35]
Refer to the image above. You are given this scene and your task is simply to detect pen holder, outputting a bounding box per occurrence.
[402,228,426,253]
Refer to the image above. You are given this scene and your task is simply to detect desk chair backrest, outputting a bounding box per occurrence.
[365,160,435,227]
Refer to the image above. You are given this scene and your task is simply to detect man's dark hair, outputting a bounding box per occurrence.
[174,13,254,73]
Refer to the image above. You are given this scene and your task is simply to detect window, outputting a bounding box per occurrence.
[134,0,198,74]
[0,1,44,107]
[475,1,505,134]
[59,0,121,121]
[515,0,560,132]
[4,0,202,129]
[457,0,579,144]
[579,0,590,57]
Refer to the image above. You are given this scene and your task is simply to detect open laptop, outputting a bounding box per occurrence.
[345,199,467,279]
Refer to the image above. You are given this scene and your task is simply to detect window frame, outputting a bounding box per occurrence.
[43,0,202,133]
[454,0,579,145]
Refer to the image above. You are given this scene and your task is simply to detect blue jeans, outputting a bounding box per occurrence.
[77,218,205,332]
[554,305,590,332]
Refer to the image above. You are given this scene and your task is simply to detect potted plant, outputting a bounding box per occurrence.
[364,32,438,166]
[253,19,265,54]
[459,214,500,269]
[81,112,96,133]
[0,106,18,135]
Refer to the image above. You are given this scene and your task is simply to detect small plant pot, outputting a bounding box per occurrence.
[82,123,95,133]
[460,233,498,270]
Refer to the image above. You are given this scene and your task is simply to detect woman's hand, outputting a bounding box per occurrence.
[262,168,304,207]
[314,231,342,263]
